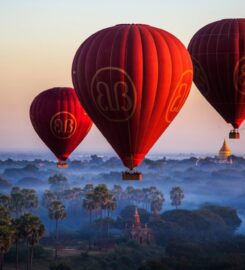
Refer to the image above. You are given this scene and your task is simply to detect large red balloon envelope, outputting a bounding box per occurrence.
[30,87,92,167]
[188,18,245,139]
[72,24,193,179]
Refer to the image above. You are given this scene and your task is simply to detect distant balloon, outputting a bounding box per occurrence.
[30,87,92,167]
[188,18,245,139]
[72,24,193,179]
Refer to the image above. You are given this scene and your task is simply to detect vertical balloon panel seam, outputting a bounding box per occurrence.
[215,21,229,121]
[149,39,192,153]
[123,25,133,160]
[93,28,113,122]
[139,26,162,154]
[195,24,209,100]
[105,27,130,156]
[73,43,85,104]
[163,35,181,124]
[65,89,70,154]
[77,39,92,113]
[137,26,160,153]
[231,19,239,124]
[91,27,129,158]
[142,30,175,153]
[146,30,175,153]
[81,32,103,122]
[143,32,174,153]
[113,25,132,157]
[235,19,242,124]
[237,20,245,126]
[141,27,162,153]
[136,25,160,154]
[129,25,143,158]
[222,20,236,120]
[209,22,226,111]
[202,22,220,112]
[133,25,145,157]
[77,33,96,118]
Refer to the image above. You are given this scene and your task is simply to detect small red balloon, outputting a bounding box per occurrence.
[30,87,92,165]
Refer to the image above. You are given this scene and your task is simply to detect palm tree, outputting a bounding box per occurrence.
[83,184,94,194]
[125,186,135,205]
[92,184,109,218]
[150,190,165,217]
[48,201,67,259]
[102,195,117,237]
[21,189,39,213]
[0,194,11,210]
[27,217,44,270]
[0,206,14,270]
[64,187,83,216]
[83,197,96,225]
[0,226,14,270]
[12,217,23,270]
[82,196,96,250]
[103,194,117,218]
[42,190,58,208]
[94,184,117,237]
[170,187,184,209]
[112,185,123,200]
[83,185,117,239]
[10,187,25,217]
[18,213,44,270]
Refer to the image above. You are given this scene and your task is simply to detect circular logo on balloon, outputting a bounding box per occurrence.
[50,112,77,139]
[234,56,245,95]
[191,56,210,97]
[165,70,193,123]
[90,67,137,122]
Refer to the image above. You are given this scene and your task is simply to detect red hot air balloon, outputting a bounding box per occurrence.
[188,18,245,139]
[30,87,92,168]
[72,24,193,180]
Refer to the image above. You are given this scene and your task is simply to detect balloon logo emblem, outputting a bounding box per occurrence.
[50,111,77,139]
[165,70,193,123]
[90,67,137,122]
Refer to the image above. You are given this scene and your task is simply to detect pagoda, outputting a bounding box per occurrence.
[219,139,231,160]
[125,208,152,244]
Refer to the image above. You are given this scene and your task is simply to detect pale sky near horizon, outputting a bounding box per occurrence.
[1,0,245,155]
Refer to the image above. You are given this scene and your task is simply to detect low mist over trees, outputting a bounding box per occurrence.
[48,174,69,193]
[1,154,245,269]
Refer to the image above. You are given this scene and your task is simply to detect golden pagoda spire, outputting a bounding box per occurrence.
[219,139,231,160]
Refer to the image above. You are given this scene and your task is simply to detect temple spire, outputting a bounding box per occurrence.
[219,139,231,160]
[134,207,141,226]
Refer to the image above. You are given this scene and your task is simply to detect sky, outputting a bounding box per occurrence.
[1,0,245,155]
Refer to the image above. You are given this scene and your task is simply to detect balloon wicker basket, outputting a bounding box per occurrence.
[122,171,142,181]
[229,130,240,139]
[57,162,68,169]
